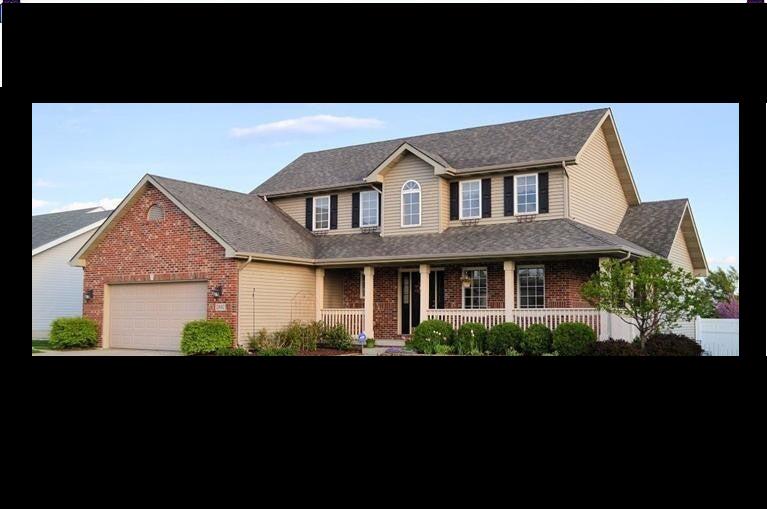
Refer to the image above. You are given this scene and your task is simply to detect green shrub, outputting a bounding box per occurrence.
[215,347,249,356]
[487,323,524,355]
[410,319,453,354]
[520,324,553,355]
[644,333,703,356]
[433,344,455,355]
[454,322,488,355]
[505,347,523,356]
[588,339,644,356]
[272,320,320,352]
[552,322,597,356]
[319,324,354,350]
[542,352,559,356]
[180,319,233,355]
[49,317,98,350]
[258,347,296,356]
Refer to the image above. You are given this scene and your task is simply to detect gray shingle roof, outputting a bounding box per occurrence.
[32,207,112,251]
[314,219,654,262]
[151,175,316,259]
[252,108,608,196]
[617,199,688,258]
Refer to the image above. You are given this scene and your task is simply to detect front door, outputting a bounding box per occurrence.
[401,271,421,335]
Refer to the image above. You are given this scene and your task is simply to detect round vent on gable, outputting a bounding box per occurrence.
[147,204,165,222]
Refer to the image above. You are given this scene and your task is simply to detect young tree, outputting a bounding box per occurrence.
[703,266,739,304]
[581,257,711,348]
[715,297,739,318]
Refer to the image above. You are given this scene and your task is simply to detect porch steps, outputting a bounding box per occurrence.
[375,339,407,348]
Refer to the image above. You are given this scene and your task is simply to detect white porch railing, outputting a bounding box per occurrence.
[426,308,601,335]
[426,308,506,329]
[320,308,365,336]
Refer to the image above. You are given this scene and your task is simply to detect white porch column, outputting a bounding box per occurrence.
[419,264,430,322]
[504,260,515,322]
[364,266,375,338]
[315,268,325,321]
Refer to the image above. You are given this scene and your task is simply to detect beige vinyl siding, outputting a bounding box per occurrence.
[271,190,370,235]
[439,178,450,231]
[569,124,629,233]
[382,154,440,235]
[323,270,344,308]
[31,231,93,338]
[237,261,316,344]
[446,168,566,227]
[667,227,694,273]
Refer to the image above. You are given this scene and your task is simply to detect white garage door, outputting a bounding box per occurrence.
[109,282,208,351]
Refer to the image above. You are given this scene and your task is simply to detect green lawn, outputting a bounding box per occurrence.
[32,339,51,354]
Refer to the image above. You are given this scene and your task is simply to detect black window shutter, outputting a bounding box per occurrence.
[481,178,492,218]
[305,197,313,229]
[378,192,382,227]
[538,172,549,214]
[351,192,360,228]
[449,182,459,220]
[330,195,338,230]
[504,176,514,216]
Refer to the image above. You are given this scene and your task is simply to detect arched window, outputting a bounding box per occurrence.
[401,180,421,227]
[147,204,165,222]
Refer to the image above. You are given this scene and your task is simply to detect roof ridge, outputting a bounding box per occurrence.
[149,174,258,199]
[629,198,688,206]
[32,206,102,217]
[293,108,610,157]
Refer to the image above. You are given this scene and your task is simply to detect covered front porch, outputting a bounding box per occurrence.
[315,258,609,340]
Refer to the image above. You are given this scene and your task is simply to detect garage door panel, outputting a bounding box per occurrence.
[109,282,207,351]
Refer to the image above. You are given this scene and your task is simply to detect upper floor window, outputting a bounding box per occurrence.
[313,195,330,231]
[401,180,421,227]
[360,190,379,228]
[514,173,538,215]
[518,265,544,308]
[460,179,481,219]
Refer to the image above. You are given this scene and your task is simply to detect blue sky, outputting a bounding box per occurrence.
[31,103,739,271]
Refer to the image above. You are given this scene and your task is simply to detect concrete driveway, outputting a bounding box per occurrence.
[33,348,183,356]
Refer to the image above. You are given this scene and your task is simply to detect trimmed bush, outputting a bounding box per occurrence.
[411,319,454,354]
[553,322,597,356]
[319,324,354,350]
[215,347,249,356]
[588,339,644,356]
[49,317,98,350]
[644,333,703,356]
[454,322,488,355]
[258,347,296,356]
[180,319,233,355]
[505,348,523,356]
[487,323,524,355]
[520,324,553,355]
[433,344,455,356]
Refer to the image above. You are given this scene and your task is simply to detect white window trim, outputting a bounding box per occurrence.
[359,190,379,228]
[517,264,545,309]
[313,195,331,231]
[514,172,539,216]
[461,266,488,310]
[360,270,365,299]
[400,180,422,228]
[459,179,482,220]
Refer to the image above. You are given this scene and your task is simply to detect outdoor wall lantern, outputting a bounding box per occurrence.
[211,285,223,299]
[461,276,473,289]
[83,289,94,302]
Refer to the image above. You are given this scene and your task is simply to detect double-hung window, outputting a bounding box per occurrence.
[313,195,330,231]
[514,173,538,215]
[360,190,379,228]
[401,180,421,227]
[460,180,481,219]
[517,265,545,308]
[462,268,488,309]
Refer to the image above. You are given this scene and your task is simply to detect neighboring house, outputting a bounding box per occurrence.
[32,207,112,338]
[70,108,708,351]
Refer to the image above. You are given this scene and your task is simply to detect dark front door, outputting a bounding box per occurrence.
[401,271,421,335]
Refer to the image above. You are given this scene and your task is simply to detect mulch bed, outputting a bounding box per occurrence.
[297,348,362,356]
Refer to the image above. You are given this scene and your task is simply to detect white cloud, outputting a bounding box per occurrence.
[707,256,738,266]
[230,115,384,138]
[51,198,121,213]
[34,178,58,188]
[32,199,49,210]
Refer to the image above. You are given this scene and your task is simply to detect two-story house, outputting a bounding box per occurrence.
[71,108,708,351]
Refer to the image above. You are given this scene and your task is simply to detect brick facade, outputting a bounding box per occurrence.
[537,259,597,308]
[82,184,239,346]
[342,269,364,308]
[373,267,398,339]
